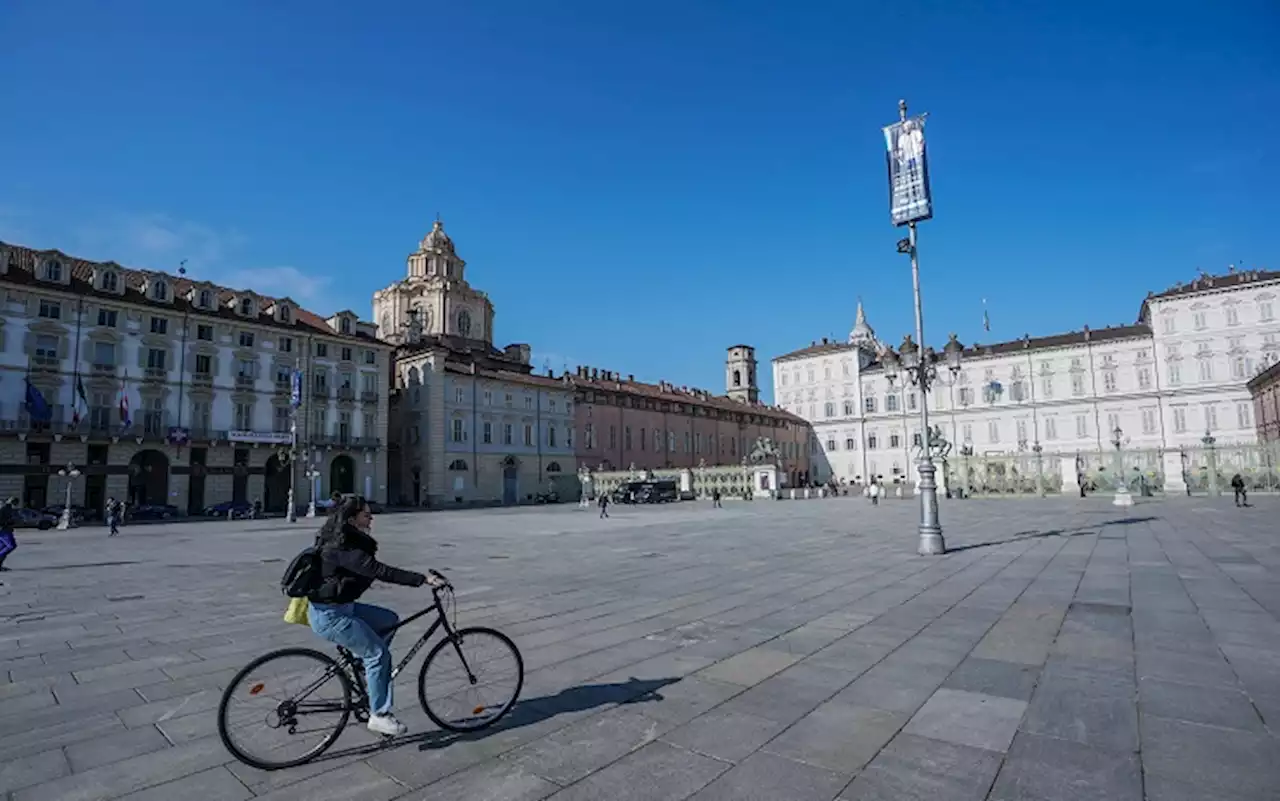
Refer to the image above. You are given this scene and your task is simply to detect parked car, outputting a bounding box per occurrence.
[203,501,254,519]
[533,490,561,504]
[13,508,58,530]
[42,504,89,524]
[131,504,180,520]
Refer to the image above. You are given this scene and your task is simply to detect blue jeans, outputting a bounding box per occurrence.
[308,602,400,715]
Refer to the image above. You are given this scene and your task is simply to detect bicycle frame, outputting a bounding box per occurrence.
[381,588,461,681]
[282,589,475,719]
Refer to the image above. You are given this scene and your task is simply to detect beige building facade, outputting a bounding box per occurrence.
[0,240,394,514]
[378,222,577,506]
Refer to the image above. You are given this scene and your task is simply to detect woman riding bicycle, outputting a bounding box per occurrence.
[309,495,443,736]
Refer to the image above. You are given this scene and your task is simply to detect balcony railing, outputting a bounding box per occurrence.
[274,380,292,396]
[235,374,256,389]
[361,391,379,403]
[337,387,356,401]
[90,362,117,375]
[30,355,60,371]
[312,387,330,400]
[143,367,168,381]
[310,434,381,448]
[191,373,214,389]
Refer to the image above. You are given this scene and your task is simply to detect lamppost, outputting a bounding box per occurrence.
[304,462,321,518]
[1201,429,1219,497]
[1111,426,1133,506]
[56,462,81,530]
[879,332,963,554]
[286,370,302,523]
[1031,442,1045,497]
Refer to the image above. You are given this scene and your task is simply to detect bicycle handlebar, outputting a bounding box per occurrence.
[427,569,452,591]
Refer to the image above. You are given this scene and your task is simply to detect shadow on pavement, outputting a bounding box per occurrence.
[946,515,1157,554]
[318,676,679,762]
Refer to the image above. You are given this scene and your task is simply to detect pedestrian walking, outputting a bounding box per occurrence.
[711,488,722,508]
[598,493,610,519]
[868,479,880,506]
[0,497,18,573]
[1231,473,1248,507]
[105,497,120,536]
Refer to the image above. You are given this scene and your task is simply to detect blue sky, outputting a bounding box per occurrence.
[2,1,1277,402]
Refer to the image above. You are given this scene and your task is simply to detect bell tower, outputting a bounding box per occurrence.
[726,345,759,403]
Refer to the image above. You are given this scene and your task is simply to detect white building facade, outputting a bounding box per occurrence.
[774,268,1280,490]
[0,240,394,513]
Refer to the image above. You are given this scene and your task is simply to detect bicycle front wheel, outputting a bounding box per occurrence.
[418,627,523,732]
[218,647,353,770]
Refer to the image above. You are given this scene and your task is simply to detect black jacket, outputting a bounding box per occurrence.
[312,523,425,604]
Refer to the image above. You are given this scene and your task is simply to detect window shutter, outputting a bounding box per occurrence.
[22,332,32,353]
[59,337,70,359]
[137,347,147,368]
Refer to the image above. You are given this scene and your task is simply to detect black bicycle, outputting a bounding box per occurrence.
[217,571,523,770]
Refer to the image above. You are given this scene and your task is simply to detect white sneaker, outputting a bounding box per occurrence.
[367,714,407,737]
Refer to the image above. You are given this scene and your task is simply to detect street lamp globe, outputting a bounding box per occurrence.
[943,333,964,373]
[879,346,902,384]
[1112,426,1123,449]
[899,335,920,370]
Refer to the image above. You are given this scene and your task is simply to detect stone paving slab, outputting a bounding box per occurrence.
[1,495,1278,800]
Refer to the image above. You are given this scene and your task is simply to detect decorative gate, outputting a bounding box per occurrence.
[1180,442,1280,494]
[949,451,1061,497]
[1077,448,1166,496]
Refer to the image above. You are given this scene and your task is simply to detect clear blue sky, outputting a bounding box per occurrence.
[2,1,1277,402]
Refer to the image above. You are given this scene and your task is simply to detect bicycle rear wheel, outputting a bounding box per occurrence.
[218,647,353,770]
[418,627,523,732]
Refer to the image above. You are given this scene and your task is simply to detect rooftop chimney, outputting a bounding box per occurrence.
[628,374,634,382]
[591,368,599,380]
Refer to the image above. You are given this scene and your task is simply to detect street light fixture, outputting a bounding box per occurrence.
[1111,425,1133,507]
[879,331,963,555]
[305,463,322,518]
[1201,428,1220,497]
[56,462,81,530]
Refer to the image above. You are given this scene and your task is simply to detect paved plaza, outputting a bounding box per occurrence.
[1,495,1278,800]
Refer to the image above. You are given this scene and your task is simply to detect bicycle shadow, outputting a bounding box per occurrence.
[318,675,678,762]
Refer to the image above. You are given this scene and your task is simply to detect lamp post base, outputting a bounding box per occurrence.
[306,502,316,519]
[916,459,946,556]
[286,489,296,523]
[1112,488,1134,507]
[917,530,945,556]
[56,511,71,531]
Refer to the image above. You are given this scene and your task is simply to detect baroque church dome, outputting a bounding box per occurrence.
[419,219,455,254]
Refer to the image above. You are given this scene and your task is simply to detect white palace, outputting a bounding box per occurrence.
[774,266,1279,488]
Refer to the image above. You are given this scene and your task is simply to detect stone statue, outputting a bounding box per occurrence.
[749,437,782,464]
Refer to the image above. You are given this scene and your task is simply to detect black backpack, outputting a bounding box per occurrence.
[281,538,323,598]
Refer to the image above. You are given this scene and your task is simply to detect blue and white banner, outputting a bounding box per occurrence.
[884,115,933,226]
[290,369,303,408]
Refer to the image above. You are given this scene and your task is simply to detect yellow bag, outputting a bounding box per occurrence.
[283,596,311,626]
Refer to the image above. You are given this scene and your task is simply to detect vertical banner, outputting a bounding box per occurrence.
[884,115,933,226]
[290,369,303,408]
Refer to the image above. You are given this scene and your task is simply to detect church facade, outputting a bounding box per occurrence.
[775,267,1279,488]
[377,222,578,507]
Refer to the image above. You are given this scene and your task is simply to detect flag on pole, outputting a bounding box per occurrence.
[71,375,89,428]
[982,298,991,332]
[118,372,132,427]
[23,379,53,422]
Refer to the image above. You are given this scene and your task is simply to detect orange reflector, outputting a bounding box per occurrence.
[473,706,485,715]
[249,683,265,696]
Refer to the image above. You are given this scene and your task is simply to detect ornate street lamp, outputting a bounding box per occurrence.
[1031,442,1045,497]
[305,463,322,518]
[879,332,962,554]
[1201,429,1220,497]
[1111,425,1133,506]
[56,462,82,530]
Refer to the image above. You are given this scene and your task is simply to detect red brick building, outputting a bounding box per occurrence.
[1248,359,1280,442]
[568,348,817,486]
